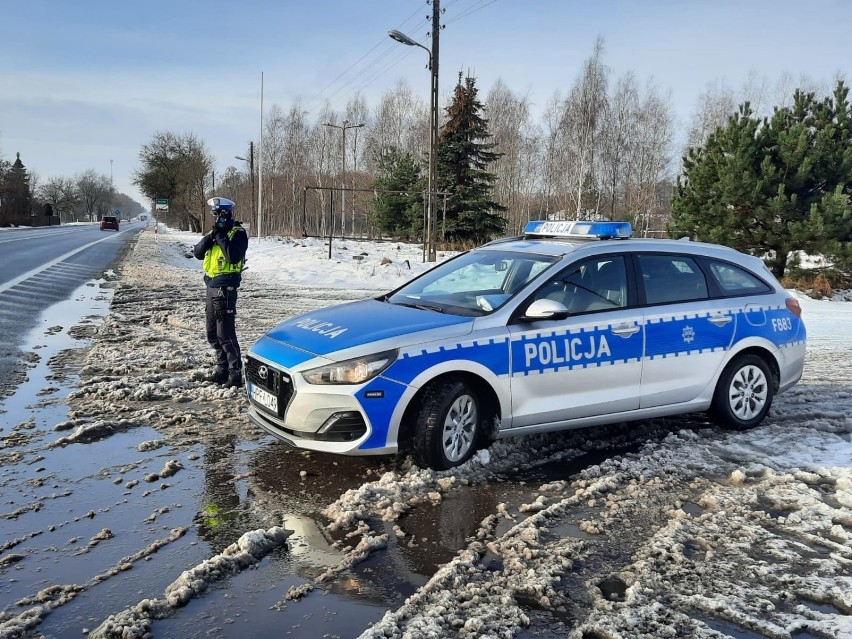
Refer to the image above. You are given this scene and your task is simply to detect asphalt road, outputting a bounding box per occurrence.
[0,221,144,396]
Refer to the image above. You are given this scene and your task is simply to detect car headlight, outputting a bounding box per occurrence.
[301,349,398,385]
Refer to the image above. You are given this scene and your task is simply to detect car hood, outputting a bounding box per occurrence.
[256,299,473,360]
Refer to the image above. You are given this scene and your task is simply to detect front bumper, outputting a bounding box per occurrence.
[245,355,396,456]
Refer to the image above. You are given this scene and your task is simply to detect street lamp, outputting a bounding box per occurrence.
[389,17,439,262]
[322,119,364,237]
[235,141,256,230]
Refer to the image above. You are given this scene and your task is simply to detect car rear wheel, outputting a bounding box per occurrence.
[710,354,774,430]
[412,378,481,470]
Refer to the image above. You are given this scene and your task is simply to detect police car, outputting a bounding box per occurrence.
[245,221,806,470]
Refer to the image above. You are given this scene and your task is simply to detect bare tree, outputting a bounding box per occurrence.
[625,82,674,235]
[540,91,567,216]
[38,176,79,222]
[345,93,370,236]
[364,79,428,173]
[562,37,609,217]
[686,80,737,151]
[598,72,639,218]
[485,78,536,233]
[76,170,113,222]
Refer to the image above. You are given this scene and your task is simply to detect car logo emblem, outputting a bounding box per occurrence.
[258,365,268,380]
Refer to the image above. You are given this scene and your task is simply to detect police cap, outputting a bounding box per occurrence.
[207,196,235,216]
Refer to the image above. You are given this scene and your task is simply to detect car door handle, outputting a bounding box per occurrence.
[611,324,640,338]
[708,314,733,326]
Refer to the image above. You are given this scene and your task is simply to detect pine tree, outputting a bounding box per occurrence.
[0,153,32,226]
[369,147,425,239]
[436,73,507,244]
[670,81,852,278]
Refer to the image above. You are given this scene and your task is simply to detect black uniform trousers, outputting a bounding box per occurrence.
[205,286,241,374]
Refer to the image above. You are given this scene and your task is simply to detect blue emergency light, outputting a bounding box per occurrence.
[523,220,632,240]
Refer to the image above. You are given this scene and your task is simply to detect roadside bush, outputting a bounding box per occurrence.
[781,269,851,298]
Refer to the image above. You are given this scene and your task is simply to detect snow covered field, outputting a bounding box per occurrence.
[0,225,849,639]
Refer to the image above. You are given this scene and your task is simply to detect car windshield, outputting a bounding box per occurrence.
[386,249,557,316]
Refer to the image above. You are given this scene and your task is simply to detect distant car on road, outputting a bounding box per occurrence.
[100,216,119,231]
[245,221,807,470]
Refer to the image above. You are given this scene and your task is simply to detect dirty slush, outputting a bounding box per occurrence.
[1,229,850,639]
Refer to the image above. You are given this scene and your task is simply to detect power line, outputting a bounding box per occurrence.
[302,5,429,115]
[300,0,500,118]
[445,0,497,25]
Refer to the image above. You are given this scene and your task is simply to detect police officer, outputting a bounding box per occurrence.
[193,197,248,387]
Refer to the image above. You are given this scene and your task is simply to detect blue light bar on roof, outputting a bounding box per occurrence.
[523,220,632,239]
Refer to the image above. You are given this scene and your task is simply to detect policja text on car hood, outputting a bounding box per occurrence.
[262,299,473,358]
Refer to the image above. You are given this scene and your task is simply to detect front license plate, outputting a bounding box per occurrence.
[250,383,278,413]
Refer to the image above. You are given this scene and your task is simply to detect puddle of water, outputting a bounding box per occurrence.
[597,575,627,602]
[1,281,110,425]
[681,502,704,516]
[683,540,707,561]
[791,631,831,639]
[692,614,773,638]
[543,520,598,541]
[504,444,644,484]
[799,599,845,616]
[151,566,388,639]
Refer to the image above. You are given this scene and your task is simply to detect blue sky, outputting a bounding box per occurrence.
[1,0,849,208]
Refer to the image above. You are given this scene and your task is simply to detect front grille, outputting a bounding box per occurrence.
[245,356,295,418]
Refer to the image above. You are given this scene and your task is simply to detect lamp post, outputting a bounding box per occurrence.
[389,2,440,262]
[235,141,256,229]
[322,119,364,237]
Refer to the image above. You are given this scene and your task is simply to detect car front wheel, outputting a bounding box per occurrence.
[710,354,774,430]
[412,378,481,470]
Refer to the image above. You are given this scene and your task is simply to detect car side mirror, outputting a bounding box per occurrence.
[521,298,569,322]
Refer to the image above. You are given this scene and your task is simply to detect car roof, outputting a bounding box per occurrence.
[478,235,764,269]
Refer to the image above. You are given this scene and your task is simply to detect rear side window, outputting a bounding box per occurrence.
[638,254,709,304]
[704,260,771,296]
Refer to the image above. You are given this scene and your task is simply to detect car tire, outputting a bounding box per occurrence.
[412,378,481,470]
[710,354,774,431]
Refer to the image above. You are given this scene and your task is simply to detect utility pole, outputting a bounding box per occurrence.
[258,71,264,238]
[322,120,364,237]
[428,0,440,262]
[235,142,256,226]
[387,0,441,261]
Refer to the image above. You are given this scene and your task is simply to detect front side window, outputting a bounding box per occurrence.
[638,254,708,304]
[533,255,628,314]
[387,249,558,316]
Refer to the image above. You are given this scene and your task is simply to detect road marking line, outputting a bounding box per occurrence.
[0,234,120,294]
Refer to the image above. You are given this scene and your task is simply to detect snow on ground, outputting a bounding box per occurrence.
[2,225,850,639]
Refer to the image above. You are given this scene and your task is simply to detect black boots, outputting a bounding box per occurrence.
[210,366,228,385]
[210,365,243,388]
[227,370,244,388]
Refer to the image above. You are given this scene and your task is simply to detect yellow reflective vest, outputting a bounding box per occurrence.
[202,227,245,278]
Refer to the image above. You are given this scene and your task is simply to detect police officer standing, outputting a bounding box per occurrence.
[193,197,248,387]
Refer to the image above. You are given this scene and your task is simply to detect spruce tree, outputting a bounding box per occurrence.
[436,73,507,244]
[670,81,852,278]
[369,147,425,239]
[0,153,32,226]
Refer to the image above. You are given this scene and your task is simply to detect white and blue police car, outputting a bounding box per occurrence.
[245,221,806,470]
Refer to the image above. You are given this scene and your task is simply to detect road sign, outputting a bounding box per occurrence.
[155,198,169,213]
